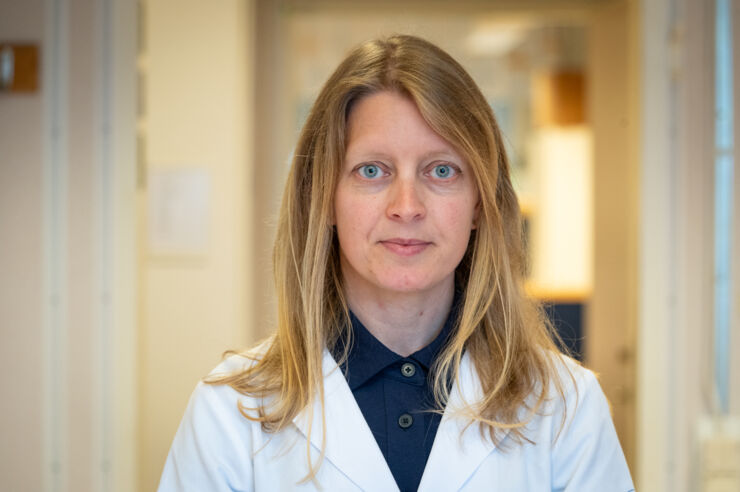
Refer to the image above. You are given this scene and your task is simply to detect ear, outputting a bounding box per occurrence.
[472,201,480,230]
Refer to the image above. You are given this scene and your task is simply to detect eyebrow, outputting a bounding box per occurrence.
[422,150,462,161]
[344,149,462,163]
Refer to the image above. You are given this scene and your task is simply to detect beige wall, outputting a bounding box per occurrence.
[138,0,255,489]
[0,2,45,490]
[0,2,256,489]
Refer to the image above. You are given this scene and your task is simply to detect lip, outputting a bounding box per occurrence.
[380,238,432,256]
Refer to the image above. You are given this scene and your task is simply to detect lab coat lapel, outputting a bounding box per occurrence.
[418,352,501,491]
[293,349,399,492]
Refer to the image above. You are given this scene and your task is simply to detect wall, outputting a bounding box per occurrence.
[0,1,137,491]
[138,1,255,489]
[0,2,45,490]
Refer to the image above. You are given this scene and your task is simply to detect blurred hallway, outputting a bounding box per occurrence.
[1,0,738,491]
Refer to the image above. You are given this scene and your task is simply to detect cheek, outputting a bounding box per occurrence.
[434,198,477,256]
[334,187,354,230]
[438,197,477,228]
[336,191,380,231]
[335,193,375,254]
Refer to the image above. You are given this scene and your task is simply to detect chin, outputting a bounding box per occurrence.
[375,272,445,294]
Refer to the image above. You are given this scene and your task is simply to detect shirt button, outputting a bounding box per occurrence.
[400,362,416,377]
[398,413,413,429]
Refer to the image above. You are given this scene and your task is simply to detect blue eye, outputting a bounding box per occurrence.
[358,164,383,179]
[431,164,455,179]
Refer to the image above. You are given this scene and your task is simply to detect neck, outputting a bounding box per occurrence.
[343,280,455,357]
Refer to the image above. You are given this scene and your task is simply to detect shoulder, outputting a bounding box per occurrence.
[545,353,635,491]
[539,352,612,440]
[543,351,601,412]
[158,343,276,491]
[207,338,274,377]
[180,356,261,436]
[159,386,250,491]
[174,338,276,440]
[192,338,276,421]
[207,353,258,379]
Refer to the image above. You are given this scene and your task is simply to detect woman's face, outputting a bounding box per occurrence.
[334,91,479,300]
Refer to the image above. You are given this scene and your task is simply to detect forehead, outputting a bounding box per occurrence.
[344,91,462,160]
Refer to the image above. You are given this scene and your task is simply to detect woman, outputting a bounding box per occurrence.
[159,35,634,492]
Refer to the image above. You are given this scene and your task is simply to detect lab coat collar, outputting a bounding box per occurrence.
[292,349,399,492]
[418,351,501,491]
[293,349,501,492]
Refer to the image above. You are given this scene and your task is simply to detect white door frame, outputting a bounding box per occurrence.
[637,0,738,490]
[42,1,137,490]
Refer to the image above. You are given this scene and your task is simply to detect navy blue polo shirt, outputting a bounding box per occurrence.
[333,303,458,492]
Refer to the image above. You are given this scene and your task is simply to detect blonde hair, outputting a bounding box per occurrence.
[210,33,573,471]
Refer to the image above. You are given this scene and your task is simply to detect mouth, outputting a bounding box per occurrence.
[379,238,432,256]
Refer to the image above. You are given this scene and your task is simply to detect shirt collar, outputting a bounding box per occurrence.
[335,293,461,390]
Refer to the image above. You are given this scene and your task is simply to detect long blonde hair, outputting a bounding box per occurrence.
[210,33,573,466]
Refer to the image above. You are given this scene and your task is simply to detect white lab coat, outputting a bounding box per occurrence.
[159,349,634,491]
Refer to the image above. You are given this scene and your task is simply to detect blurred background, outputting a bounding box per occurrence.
[0,0,738,490]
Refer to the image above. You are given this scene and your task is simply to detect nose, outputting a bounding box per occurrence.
[386,178,426,222]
